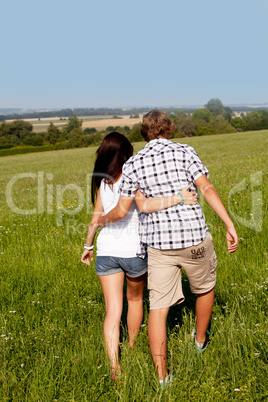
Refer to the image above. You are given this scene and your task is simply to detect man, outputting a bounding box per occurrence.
[99,110,239,384]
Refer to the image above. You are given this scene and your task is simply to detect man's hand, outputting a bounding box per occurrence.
[226,225,239,253]
[195,174,239,253]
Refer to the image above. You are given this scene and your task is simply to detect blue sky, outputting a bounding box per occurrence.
[1,0,268,109]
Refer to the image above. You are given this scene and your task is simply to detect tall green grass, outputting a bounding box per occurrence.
[0,131,267,401]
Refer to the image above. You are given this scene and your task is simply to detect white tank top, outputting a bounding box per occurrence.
[96,177,141,257]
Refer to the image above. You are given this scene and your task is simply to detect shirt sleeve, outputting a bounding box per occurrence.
[187,147,209,182]
[119,161,139,197]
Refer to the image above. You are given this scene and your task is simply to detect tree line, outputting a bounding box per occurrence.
[0,107,156,122]
[169,99,268,138]
[1,103,267,123]
[127,99,268,141]
[1,99,268,151]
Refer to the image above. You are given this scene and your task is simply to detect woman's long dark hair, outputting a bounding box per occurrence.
[91,132,133,204]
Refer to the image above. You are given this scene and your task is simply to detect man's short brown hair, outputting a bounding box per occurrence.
[141,110,175,141]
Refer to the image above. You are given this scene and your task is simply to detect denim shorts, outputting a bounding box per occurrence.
[95,255,148,278]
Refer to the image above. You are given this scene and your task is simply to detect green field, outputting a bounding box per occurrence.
[0,131,267,401]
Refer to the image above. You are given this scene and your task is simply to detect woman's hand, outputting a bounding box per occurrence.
[176,185,197,205]
[81,249,94,266]
[135,185,197,213]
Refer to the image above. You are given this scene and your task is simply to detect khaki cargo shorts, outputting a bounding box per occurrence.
[147,232,217,310]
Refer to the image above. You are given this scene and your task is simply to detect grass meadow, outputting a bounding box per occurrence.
[0,131,267,401]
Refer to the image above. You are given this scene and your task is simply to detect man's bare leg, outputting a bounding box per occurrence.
[148,307,169,380]
[195,288,215,343]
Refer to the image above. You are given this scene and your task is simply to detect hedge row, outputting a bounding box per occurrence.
[0,145,55,157]
[0,144,14,150]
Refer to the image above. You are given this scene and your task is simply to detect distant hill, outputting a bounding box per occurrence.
[0,108,56,115]
[1,103,268,121]
[0,107,192,121]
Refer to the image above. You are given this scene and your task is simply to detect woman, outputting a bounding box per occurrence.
[81,132,197,380]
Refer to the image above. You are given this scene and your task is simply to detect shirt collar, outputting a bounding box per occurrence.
[145,138,170,148]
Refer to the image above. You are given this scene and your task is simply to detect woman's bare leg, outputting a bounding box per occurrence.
[99,272,125,379]
[126,273,147,347]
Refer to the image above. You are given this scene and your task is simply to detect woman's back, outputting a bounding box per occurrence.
[97,178,140,257]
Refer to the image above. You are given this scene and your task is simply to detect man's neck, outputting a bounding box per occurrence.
[148,136,166,142]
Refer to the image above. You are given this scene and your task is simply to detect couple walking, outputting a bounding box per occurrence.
[81,110,239,385]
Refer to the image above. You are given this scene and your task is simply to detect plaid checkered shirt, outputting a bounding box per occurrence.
[119,138,209,252]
